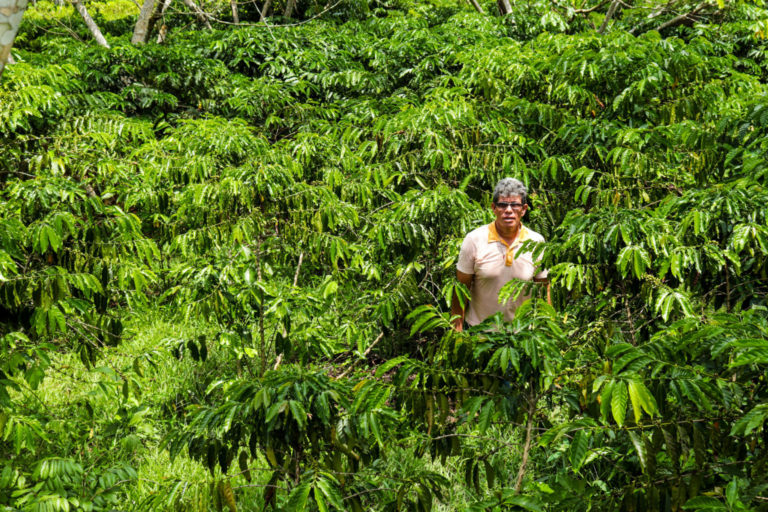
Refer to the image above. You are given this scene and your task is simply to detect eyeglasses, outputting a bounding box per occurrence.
[495,202,525,210]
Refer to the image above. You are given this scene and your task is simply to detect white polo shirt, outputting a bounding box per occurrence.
[457,222,547,326]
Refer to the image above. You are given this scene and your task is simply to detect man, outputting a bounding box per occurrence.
[451,178,550,331]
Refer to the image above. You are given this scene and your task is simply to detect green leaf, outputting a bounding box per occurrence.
[286,481,311,512]
[47,305,66,334]
[568,430,589,472]
[477,400,494,434]
[599,380,613,424]
[633,246,650,278]
[315,491,329,512]
[45,225,62,253]
[611,381,628,427]
[730,404,768,436]
[483,460,495,489]
[628,431,647,473]
[616,246,633,278]
[316,475,344,510]
[322,280,338,299]
[682,496,727,510]
[725,480,739,508]
[502,494,544,512]
[628,379,656,422]
[374,356,408,378]
[288,400,307,430]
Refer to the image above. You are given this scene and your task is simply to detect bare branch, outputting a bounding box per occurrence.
[70,0,110,47]
[653,0,709,31]
[598,0,621,33]
[629,0,711,34]
[181,0,212,29]
[292,251,304,287]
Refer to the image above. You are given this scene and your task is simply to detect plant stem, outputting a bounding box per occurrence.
[292,251,303,287]
[257,237,266,377]
[514,386,537,493]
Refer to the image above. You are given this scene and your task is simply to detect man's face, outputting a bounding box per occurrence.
[492,195,527,233]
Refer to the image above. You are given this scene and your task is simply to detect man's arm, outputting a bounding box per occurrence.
[451,270,474,331]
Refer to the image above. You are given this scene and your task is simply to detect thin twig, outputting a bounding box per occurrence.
[653,0,709,31]
[629,0,710,34]
[343,487,392,501]
[292,251,303,287]
[249,0,276,40]
[336,332,385,379]
[572,0,609,13]
[231,483,286,490]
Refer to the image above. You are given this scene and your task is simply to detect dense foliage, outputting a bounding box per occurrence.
[2,0,768,510]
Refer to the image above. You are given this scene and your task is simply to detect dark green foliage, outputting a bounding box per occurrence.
[2,0,768,509]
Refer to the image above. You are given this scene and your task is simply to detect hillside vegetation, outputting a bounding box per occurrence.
[1,0,768,509]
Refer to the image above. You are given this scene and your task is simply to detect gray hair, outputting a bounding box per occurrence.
[492,178,527,204]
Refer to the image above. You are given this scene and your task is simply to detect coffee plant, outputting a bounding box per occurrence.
[1,0,767,509]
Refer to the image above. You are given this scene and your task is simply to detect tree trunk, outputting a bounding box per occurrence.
[467,0,484,14]
[131,0,155,44]
[283,0,296,18]
[71,0,110,47]
[230,0,238,23]
[181,0,212,29]
[259,0,271,21]
[0,0,28,80]
[145,0,169,39]
[497,0,512,15]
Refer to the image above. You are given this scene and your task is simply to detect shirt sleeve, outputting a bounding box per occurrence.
[457,235,476,275]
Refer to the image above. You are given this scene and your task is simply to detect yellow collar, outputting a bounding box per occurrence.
[488,222,530,266]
